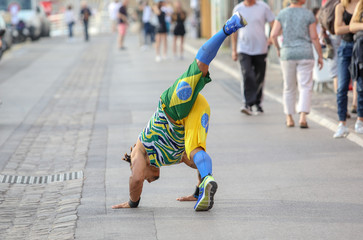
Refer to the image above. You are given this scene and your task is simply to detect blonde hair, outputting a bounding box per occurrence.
[353,0,363,22]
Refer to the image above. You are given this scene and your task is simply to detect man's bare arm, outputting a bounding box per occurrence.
[112,141,146,209]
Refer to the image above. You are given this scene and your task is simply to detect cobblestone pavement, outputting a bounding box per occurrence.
[0,37,110,239]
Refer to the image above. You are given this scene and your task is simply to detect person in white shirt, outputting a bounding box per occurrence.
[142,1,155,47]
[231,0,275,115]
[108,0,122,32]
[64,5,76,38]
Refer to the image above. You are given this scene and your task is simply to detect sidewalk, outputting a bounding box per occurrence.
[184,37,363,148]
[1,33,363,240]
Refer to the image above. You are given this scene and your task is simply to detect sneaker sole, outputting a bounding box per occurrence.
[194,181,218,211]
[333,132,349,138]
[238,12,248,27]
[241,109,252,116]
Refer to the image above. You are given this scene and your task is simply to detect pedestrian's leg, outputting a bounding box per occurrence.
[151,25,155,43]
[239,53,257,112]
[355,75,363,133]
[162,33,167,59]
[253,54,267,109]
[352,81,358,113]
[173,35,177,58]
[180,36,184,59]
[144,23,149,45]
[333,44,351,138]
[68,23,72,38]
[155,33,161,61]
[281,60,297,126]
[336,42,353,123]
[296,59,314,127]
[84,21,89,41]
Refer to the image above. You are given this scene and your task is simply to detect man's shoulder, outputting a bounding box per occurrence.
[277,7,289,16]
[234,1,272,12]
[233,2,245,12]
[255,1,273,11]
[256,0,270,7]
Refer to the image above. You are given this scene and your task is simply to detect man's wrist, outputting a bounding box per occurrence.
[128,197,141,208]
[193,186,199,199]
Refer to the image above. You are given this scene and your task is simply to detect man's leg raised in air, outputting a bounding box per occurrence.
[190,13,247,211]
[196,12,247,76]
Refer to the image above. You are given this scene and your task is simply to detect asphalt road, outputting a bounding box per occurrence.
[0,33,363,240]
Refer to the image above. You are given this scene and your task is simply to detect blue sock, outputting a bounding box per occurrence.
[195,29,227,66]
[193,151,212,179]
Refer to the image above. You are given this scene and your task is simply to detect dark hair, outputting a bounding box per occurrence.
[158,1,164,9]
[312,7,320,17]
[67,5,73,10]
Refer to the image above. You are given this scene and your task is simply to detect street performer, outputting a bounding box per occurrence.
[112,12,247,211]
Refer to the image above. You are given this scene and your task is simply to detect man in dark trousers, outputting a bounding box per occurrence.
[232,0,275,115]
[80,1,92,41]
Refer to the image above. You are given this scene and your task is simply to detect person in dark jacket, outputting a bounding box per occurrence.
[80,1,92,41]
[349,0,363,134]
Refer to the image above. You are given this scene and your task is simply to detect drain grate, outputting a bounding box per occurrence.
[0,171,83,184]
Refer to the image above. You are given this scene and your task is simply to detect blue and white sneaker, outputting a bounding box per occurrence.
[223,12,247,35]
[194,175,218,211]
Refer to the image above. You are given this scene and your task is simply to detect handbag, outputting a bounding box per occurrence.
[323,36,334,59]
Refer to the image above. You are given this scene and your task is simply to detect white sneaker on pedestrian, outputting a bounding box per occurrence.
[355,120,363,134]
[333,123,349,138]
[155,56,161,62]
[241,105,252,116]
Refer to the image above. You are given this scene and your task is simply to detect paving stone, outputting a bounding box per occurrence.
[0,36,109,239]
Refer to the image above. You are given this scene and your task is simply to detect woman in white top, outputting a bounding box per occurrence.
[64,5,76,38]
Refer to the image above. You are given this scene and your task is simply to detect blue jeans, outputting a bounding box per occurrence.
[68,22,74,38]
[144,22,155,45]
[336,40,354,121]
[83,20,89,41]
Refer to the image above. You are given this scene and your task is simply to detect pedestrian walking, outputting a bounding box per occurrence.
[111,13,247,211]
[118,0,129,50]
[172,1,187,60]
[231,0,275,115]
[349,0,363,133]
[80,1,92,42]
[332,0,359,138]
[64,5,76,39]
[153,1,168,62]
[135,1,145,46]
[108,0,122,33]
[162,0,174,34]
[319,0,341,93]
[270,0,323,128]
[141,1,155,50]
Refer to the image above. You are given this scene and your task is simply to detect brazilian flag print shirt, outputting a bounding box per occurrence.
[160,60,211,122]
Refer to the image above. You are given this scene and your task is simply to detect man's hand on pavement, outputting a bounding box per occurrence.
[111,201,131,209]
[176,194,197,201]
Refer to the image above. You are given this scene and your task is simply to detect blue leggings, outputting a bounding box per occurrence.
[196,29,227,66]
